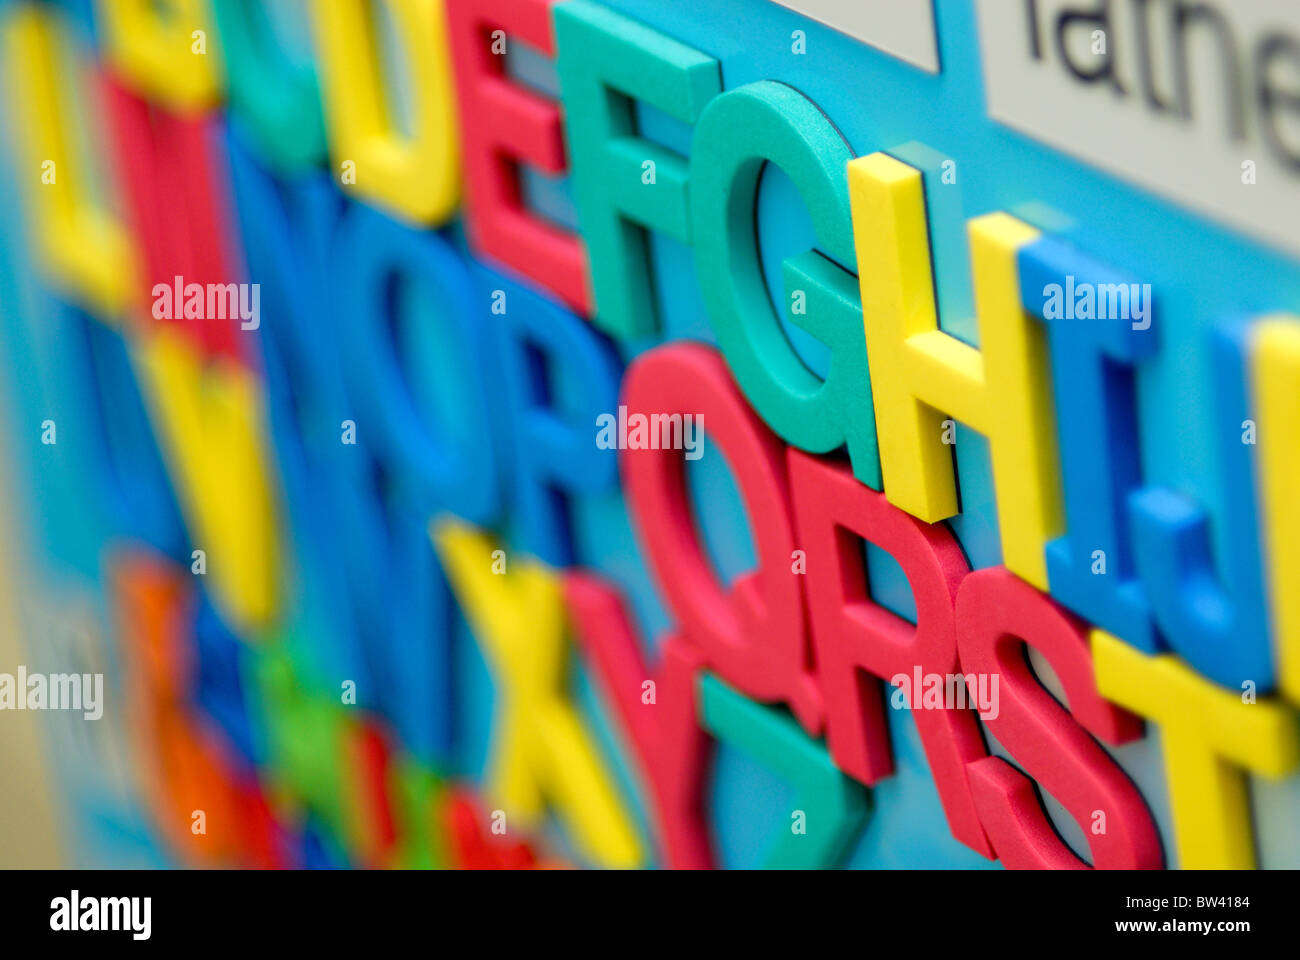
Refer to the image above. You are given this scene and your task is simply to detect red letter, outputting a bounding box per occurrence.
[103,75,250,365]
[344,720,400,868]
[564,571,712,868]
[442,788,543,869]
[788,449,993,858]
[956,567,1163,869]
[621,343,820,734]
[445,0,590,313]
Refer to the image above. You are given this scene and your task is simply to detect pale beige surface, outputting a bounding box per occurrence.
[0,397,64,868]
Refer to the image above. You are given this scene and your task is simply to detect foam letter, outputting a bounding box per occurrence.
[433,519,643,868]
[1253,315,1300,704]
[132,328,279,632]
[850,152,1060,589]
[442,788,545,870]
[691,81,878,487]
[104,78,248,363]
[554,0,720,338]
[622,342,820,734]
[96,0,222,110]
[482,266,621,566]
[565,572,712,868]
[1,9,137,316]
[789,449,992,857]
[1129,327,1275,690]
[1093,628,1300,868]
[957,568,1162,869]
[332,204,502,527]
[1018,236,1160,650]
[311,0,460,224]
[446,0,590,313]
[699,673,868,868]
[211,0,326,173]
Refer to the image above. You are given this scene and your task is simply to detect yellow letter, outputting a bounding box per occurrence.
[132,329,279,633]
[1093,629,1299,869]
[312,0,460,225]
[850,152,1061,588]
[96,0,222,110]
[432,519,642,867]
[1253,316,1300,706]
[1,7,138,317]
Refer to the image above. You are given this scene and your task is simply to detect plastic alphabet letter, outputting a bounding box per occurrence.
[554,0,720,338]
[850,152,1061,589]
[698,673,868,869]
[1252,315,1300,704]
[565,572,713,869]
[691,81,879,488]
[621,342,821,735]
[1018,236,1160,651]
[96,0,222,110]
[132,328,280,633]
[432,519,643,868]
[1093,628,1300,869]
[311,0,460,225]
[0,9,137,317]
[1129,327,1275,690]
[956,568,1162,869]
[446,0,591,314]
[788,449,993,857]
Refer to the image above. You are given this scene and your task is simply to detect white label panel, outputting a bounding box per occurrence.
[773,0,940,73]
[976,0,1300,257]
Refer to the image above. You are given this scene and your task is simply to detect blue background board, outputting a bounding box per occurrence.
[2,0,1300,870]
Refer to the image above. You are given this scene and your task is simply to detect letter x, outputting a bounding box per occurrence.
[432,519,642,868]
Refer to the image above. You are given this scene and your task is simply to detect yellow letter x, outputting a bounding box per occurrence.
[432,519,642,868]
